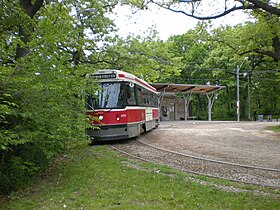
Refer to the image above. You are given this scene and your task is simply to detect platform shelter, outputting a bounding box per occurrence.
[150,83,226,121]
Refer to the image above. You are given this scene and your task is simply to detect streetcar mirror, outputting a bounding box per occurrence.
[129,82,134,88]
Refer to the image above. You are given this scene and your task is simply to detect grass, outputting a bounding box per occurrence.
[1,142,280,210]
[268,125,280,133]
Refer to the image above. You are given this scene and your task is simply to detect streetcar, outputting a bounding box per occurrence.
[86,69,159,142]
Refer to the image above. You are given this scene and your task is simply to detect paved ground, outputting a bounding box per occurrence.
[140,121,280,169]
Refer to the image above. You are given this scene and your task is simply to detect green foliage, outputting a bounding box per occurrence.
[1,0,186,194]
[90,33,182,82]
[268,125,280,133]
[0,0,116,194]
[167,17,280,120]
[0,144,47,194]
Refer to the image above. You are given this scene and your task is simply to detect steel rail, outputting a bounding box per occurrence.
[137,139,280,172]
[110,145,280,188]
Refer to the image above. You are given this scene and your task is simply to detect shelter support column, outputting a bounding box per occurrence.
[206,92,218,121]
[158,87,168,121]
[183,92,193,121]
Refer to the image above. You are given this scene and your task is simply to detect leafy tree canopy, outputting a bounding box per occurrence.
[89,31,182,82]
[0,0,117,193]
[125,0,280,19]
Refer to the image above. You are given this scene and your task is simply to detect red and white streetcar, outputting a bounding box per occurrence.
[86,69,159,142]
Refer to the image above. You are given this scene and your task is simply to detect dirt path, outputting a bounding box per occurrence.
[139,121,280,169]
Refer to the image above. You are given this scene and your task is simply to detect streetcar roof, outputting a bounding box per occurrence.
[89,69,157,93]
[150,83,226,94]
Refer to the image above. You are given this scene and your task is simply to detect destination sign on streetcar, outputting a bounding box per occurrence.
[92,73,117,79]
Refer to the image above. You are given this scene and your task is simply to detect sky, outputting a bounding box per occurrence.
[110,3,253,40]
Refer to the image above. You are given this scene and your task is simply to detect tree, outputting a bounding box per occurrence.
[0,0,116,193]
[16,0,44,59]
[167,20,280,120]
[144,0,280,20]
[168,23,211,84]
[167,24,234,119]
[125,0,280,63]
[1,0,184,194]
[87,33,182,82]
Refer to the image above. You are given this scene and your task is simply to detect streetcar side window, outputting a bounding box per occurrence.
[135,85,158,107]
[86,94,95,110]
[117,84,126,107]
[150,92,154,107]
[143,89,148,106]
[152,93,158,107]
[149,92,153,106]
[86,89,99,110]
[136,86,144,106]
[127,83,137,106]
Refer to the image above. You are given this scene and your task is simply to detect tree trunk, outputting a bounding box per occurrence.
[16,26,30,58]
[272,36,280,62]
[15,0,43,59]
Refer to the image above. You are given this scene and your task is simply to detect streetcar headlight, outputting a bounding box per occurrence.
[98,115,104,120]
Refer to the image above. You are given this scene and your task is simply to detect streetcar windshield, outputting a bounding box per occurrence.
[87,82,126,109]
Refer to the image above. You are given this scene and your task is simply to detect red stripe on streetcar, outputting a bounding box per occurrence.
[135,78,157,93]
[87,109,151,125]
[153,109,159,119]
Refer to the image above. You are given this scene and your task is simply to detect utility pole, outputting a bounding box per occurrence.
[236,57,248,122]
[247,72,251,120]
[236,66,240,122]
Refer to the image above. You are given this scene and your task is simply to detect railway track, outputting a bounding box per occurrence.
[111,139,280,188]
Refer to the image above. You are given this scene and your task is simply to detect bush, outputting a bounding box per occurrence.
[0,146,44,193]
[0,62,89,194]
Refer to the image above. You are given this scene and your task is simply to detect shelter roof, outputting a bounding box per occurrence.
[150,83,226,94]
